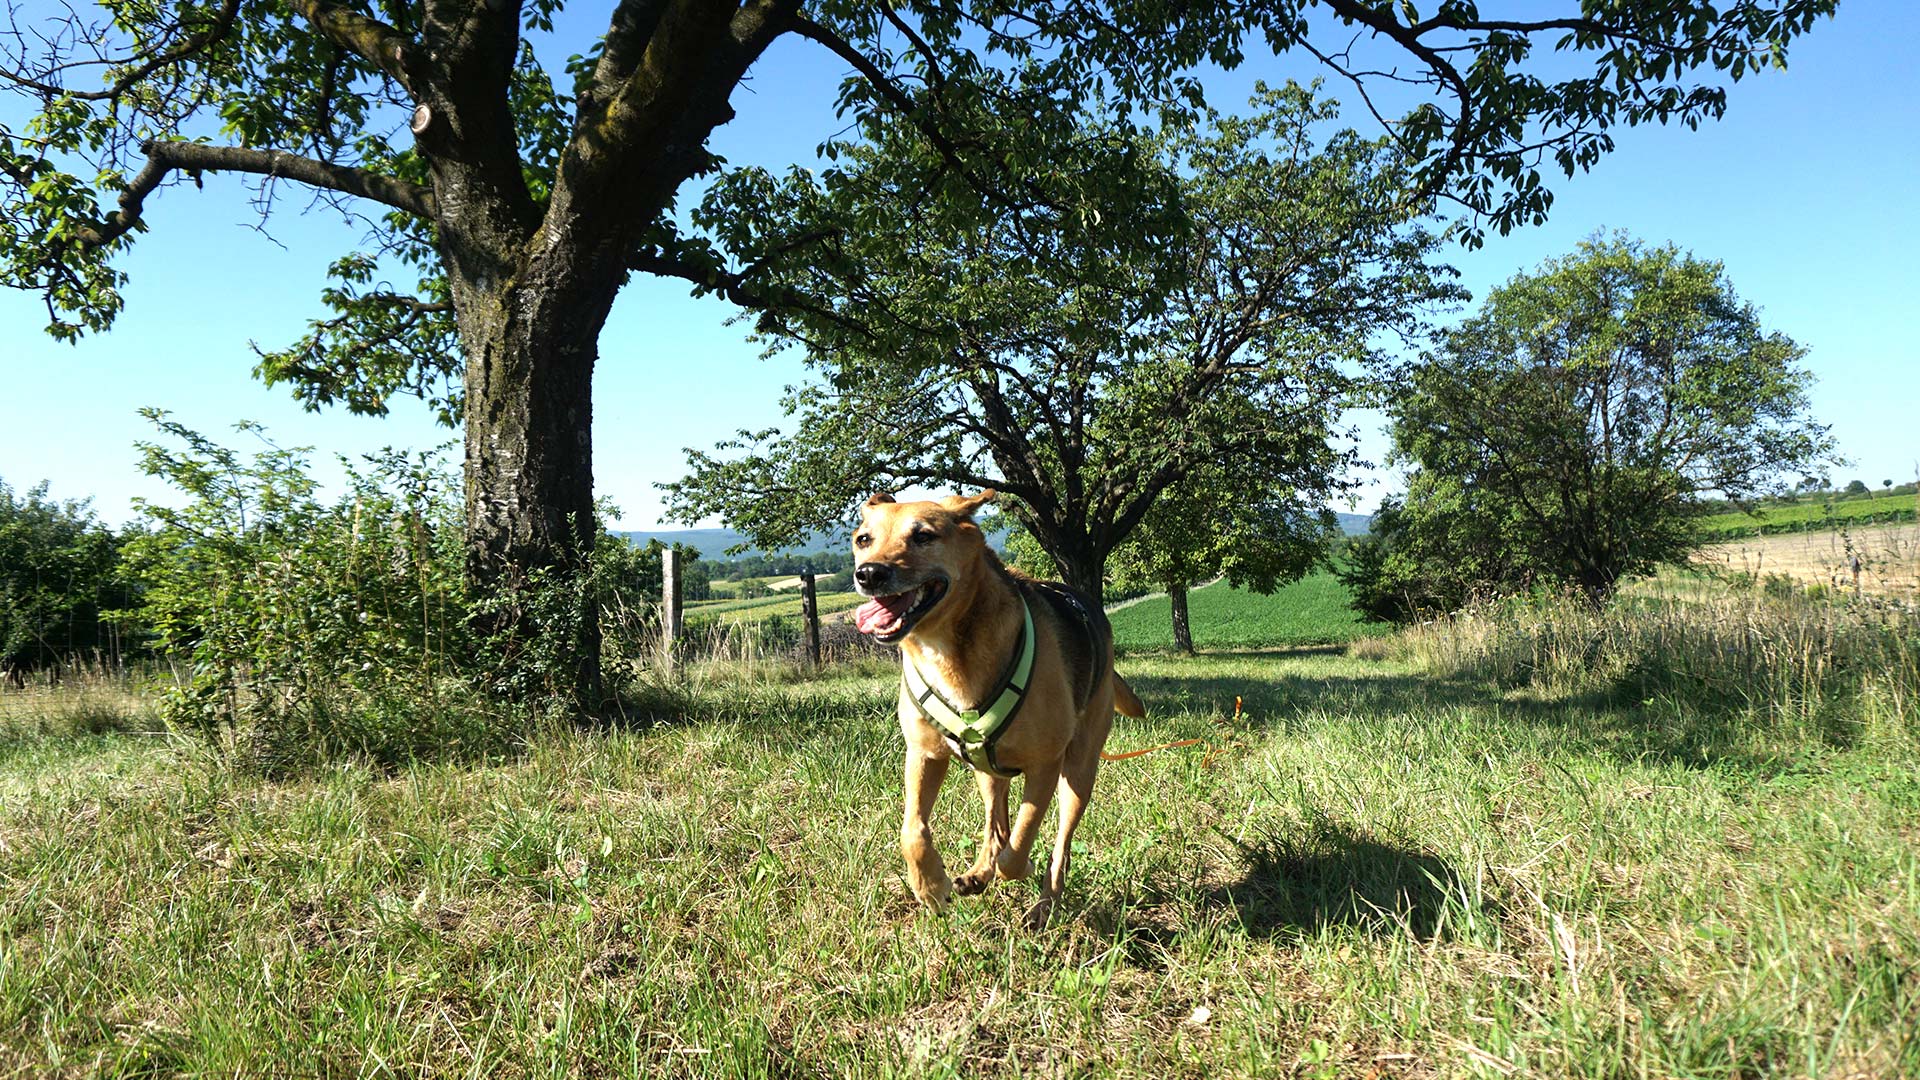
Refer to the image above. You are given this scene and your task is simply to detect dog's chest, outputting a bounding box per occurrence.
[905,642,973,703]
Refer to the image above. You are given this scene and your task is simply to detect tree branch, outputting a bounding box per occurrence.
[786,13,1007,210]
[286,0,420,92]
[0,0,241,102]
[77,140,437,247]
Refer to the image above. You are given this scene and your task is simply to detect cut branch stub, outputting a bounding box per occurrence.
[410,104,434,136]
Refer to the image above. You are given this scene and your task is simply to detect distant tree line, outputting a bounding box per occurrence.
[0,480,138,683]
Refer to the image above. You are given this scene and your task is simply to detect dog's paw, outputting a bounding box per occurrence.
[909,875,953,913]
[994,848,1032,881]
[952,868,994,896]
[1021,896,1055,931]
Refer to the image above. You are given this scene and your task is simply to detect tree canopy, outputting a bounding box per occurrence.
[0,478,132,679]
[665,83,1459,600]
[1346,234,1834,616]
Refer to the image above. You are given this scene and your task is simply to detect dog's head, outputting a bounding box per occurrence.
[851,489,995,643]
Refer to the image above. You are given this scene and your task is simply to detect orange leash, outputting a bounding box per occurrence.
[1099,696,1240,765]
[1100,738,1203,762]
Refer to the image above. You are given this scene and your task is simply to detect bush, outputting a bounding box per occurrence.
[125,414,513,771]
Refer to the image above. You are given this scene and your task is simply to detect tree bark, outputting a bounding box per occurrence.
[1034,527,1106,607]
[459,271,619,712]
[1168,581,1193,654]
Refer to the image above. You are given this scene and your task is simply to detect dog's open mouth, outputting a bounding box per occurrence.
[854,578,949,643]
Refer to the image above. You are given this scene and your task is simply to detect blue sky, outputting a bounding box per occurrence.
[2,2,1915,530]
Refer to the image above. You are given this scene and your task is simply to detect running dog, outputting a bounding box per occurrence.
[851,489,1145,928]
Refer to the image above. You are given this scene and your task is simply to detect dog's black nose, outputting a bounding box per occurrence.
[854,562,890,591]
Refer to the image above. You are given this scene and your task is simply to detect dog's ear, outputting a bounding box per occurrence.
[943,489,996,521]
[864,492,896,508]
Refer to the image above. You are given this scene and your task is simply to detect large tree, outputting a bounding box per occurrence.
[1354,234,1833,612]
[1,0,1838,700]
[666,84,1457,602]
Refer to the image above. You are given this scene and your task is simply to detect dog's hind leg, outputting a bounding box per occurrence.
[901,750,954,912]
[954,770,1011,896]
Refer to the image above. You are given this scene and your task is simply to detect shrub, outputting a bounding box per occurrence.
[125,414,513,770]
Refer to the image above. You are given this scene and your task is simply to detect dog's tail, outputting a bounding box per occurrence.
[1111,674,1146,719]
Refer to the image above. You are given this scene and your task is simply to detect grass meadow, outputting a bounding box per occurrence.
[2,574,1917,1078]
[1110,572,1386,652]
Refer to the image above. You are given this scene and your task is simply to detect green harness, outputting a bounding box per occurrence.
[902,597,1035,778]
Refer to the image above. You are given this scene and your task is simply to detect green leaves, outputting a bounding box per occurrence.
[671,83,1457,594]
[0,478,133,672]
[124,411,472,744]
[253,255,462,428]
[1366,233,1835,611]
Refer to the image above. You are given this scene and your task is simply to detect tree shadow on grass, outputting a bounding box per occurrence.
[1207,821,1473,941]
[1096,819,1478,963]
[1126,659,1811,776]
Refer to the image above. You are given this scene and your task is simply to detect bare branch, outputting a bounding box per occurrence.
[0,0,240,102]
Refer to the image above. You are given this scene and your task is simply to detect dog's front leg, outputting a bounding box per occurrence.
[901,748,953,911]
[954,770,1011,895]
[996,758,1060,888]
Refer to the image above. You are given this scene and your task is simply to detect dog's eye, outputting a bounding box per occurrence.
[910,529,937,545]
[854,532,872,548]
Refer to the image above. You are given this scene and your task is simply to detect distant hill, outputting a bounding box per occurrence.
[627,511,1373,561]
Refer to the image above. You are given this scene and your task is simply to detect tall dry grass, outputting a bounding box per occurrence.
[0,661,163,742]
[1397,574,1918,744]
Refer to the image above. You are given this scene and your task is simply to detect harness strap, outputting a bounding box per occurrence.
[1030,580,1099,711]
[902,597,1035,778]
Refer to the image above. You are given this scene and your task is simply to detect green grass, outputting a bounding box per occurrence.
[1109,572,1387,652]
[1696,493,1917,539]
[4,602,1917,1077]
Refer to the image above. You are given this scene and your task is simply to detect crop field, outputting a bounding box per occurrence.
[4,573,1916,1078]
[1697,520,1920,597]
[703,575,791,601]
[685,588,866,626]
[1109,572,1386,652]
[1695,494,1917,539]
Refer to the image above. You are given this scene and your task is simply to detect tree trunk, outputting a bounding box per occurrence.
[1168,580,1193,654]
[460,274,619,713]
[1051,542,1106,608]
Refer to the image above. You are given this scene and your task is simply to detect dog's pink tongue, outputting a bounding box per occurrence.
[855,593,914,636]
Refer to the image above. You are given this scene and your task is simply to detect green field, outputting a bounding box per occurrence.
[1108,572,1386,652]
[4,573,1917,1078]
[1696,493,1917,539]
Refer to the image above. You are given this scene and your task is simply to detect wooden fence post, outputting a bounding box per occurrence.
[800,570,822,668]
[662,546,683,668]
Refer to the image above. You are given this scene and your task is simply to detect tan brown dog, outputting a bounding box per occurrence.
[852,489,1145,928]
